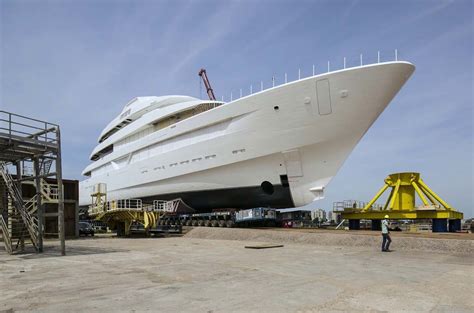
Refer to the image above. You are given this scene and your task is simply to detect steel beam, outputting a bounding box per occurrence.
[34,158,43,252]
[341,210,464,220]
[55,127,66,256]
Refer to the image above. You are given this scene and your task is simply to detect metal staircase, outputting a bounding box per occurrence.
[0,214,12,254]
[40,179,59,202]
[0,162,38,253]
[40,159,53,176]
[0,110,65,255]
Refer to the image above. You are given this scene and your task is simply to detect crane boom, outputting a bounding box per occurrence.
[198,68,216,101]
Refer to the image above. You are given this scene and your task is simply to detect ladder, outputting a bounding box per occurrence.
[0,162,38,252]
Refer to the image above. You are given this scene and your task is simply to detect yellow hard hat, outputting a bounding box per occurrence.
[384,215,389,219]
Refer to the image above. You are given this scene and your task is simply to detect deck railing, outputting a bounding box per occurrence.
[220,49,402,102]
[333,200,383,212]
[0,110,59,147]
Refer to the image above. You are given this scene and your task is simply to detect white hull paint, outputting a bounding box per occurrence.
[79,61,415,209]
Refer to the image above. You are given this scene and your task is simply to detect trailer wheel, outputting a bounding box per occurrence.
[192,220,199,226]
[226,220,235,228]
[186,220,192,226]
[204,220,211,227]
[218,220,226,227]
[197,220,205,227]
[211,220,218,227]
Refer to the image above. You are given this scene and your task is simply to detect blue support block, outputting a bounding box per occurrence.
[432,218,448,232]
[448,219,461,232]
[349,219,360,230]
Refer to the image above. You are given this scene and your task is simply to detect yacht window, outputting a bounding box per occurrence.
[99,118,132,142]
[120,109,131,119]
[152,102,222,132]
[91,144,113,161]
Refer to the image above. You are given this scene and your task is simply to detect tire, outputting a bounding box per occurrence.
[218,220,226,227]
[211,220,218,227]
[204,220,211,227]
[226,220,234,228]
[197,220,204,227]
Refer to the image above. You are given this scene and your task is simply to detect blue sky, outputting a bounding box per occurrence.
[1,0,472,217]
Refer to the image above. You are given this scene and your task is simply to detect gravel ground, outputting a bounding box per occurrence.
[185,227,474,254]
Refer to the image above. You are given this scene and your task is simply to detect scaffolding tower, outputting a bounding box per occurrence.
[0,110,65,255]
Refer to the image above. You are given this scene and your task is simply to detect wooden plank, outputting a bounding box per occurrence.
[245,244,284,249]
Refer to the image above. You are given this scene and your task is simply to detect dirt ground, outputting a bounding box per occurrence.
[1,230,473,313]
[185,227,474,254]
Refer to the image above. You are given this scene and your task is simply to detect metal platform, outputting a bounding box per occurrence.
[0,110,65,255]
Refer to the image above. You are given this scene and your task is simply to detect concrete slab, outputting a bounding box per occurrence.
[1,235,473,312]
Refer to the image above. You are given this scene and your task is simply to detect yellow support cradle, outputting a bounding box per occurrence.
[93,209,163,236]
[341,172,463,221]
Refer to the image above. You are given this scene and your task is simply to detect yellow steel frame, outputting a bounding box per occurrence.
[94,209,162,236]
[347,172,463,220]
[342,210,463,220]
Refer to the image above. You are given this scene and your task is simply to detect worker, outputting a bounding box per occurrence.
[381,215,392,252]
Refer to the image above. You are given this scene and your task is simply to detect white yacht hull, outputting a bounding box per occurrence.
[79,62,415,210]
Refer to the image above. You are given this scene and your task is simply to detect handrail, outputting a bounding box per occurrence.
[0,215,12,254]
[0,111,59,149]
[88,198,144,215]
[0,110,59,127]
[0,162,38,248]
[153,199,180,213]
[220,49,403,102]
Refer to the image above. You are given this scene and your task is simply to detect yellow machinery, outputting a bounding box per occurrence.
[93,207,162,236]
[340,172,463,232]
[88,184,163,236]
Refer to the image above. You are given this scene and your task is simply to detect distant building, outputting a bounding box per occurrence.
[311,208,326,222]
[327,211,333,222]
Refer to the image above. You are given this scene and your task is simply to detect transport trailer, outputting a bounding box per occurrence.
[235,207,278,227]
[161,211,236,227]
[127,221,182,235]
[157,207,278,228]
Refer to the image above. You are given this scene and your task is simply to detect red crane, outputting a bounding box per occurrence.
[198,68,216,101]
